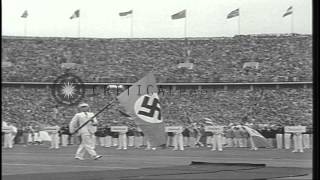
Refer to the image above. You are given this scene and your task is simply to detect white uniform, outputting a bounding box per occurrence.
[173,130,184,151]
[4,125,17,148]
[48,125,60,149]
[117,131,127,150]
[292,132,303,153]
[211,131,223,151]
[69,112,100,159]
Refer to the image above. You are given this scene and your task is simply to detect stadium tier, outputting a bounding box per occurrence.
[2,34,312,83]
[1,86,312,126]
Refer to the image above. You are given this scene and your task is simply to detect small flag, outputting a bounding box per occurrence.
[171,9,186,20]
[227,8,239,19]
[70,9,80,19]
[119,10,133,16]
[242,126,270,148]
[117,73,166,146]
[21,10,28,18]
[283,6,293,17]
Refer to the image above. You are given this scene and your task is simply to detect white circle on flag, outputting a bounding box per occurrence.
[134,93,163,123]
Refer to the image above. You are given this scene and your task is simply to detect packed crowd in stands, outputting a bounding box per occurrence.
[1,86,312,128]
[2,34,312,83]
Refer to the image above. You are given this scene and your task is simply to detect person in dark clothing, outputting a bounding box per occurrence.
[182,127,190,147]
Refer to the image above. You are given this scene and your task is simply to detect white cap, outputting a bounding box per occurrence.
[78,103,89,108]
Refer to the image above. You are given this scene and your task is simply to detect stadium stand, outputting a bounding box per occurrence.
[1,86,312,127]
[2,34,312,83]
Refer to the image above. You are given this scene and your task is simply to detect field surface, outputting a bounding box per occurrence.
[2,145,312,180]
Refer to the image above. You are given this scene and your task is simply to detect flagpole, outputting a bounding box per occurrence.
[184,11,187,38]
[78,16,81,38]
[24,19,27,36]
[130,13,133,38]
[291,7,294,34]
[238,9,240,35]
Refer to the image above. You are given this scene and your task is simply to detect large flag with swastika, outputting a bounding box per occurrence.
[117,73,166,146]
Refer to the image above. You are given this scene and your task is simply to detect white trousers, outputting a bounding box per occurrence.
[302,134,310,149]
[211,134,223,151]
[50,133,59,148]
[183,137,189,146]
[134,136,143,148]
[128,136,134,147]
[75,134,98,158]
[118,133,127,149]
[4,133,13,148]
[99,137,106,147]
[293,134,303,152]
[112,137,118,146]
[233,138,241,147]
[276,134,283,149]
[284,133,291,149]
[188,137,196,148]
[225,138,234,147]
[173,134,184,150]
[61,134,69,146]
[105,136,112,147]
[206,136,212,146]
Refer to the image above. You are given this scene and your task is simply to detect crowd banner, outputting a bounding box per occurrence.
[204,126,224,133]
[43,126,59,133]
[111,126,128,133]
[284,126,306,133]
[165,126,183,133]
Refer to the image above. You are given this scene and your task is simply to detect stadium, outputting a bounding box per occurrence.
[2,1,313,180]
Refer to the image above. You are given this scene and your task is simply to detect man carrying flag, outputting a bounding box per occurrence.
[117,73,166,148]
[69,103,102,160]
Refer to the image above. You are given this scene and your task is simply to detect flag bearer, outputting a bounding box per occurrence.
[69,103,102,160]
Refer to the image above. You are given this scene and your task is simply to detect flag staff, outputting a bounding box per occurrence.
[238,9,240,35]
[291,7,294,34]
[78,17,81,37]
[71,99,116,135]
[24,19,27,36]
[130,12,133,38]
[184,10,187,38]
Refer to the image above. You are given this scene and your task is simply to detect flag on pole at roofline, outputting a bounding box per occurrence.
[227,8,239,19]
[119,10,133,16]
[117,72,166,147]
[283,6,293,17]
[21,10,28,18]
[171,9,186,20]
[70,9,80,19]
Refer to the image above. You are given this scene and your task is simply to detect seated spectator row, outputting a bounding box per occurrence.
[2,34,312,83]
[1,86,312,127]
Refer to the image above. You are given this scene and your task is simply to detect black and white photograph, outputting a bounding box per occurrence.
[2,0,314,179]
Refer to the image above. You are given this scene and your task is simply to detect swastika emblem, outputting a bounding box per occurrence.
[134,93,163,123]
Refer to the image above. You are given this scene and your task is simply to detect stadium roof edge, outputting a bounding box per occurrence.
[1,33,312,41]
[1,81,312,86]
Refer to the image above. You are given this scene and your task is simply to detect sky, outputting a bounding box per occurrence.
[2,0,312,38]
